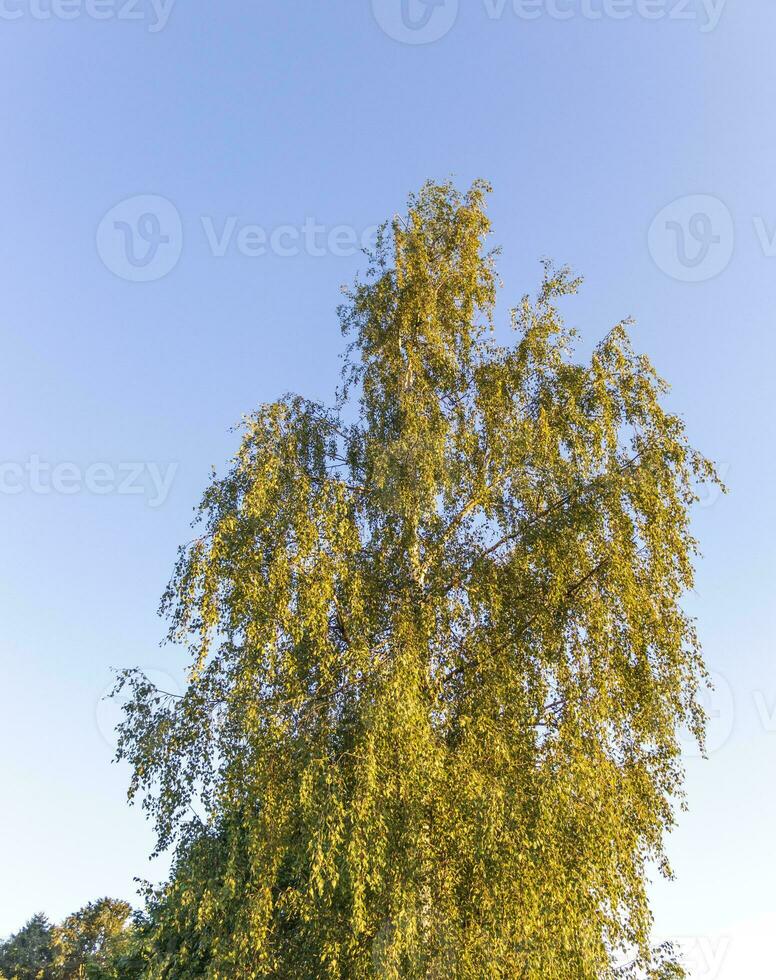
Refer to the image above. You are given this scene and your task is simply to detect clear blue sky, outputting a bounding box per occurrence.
[1,3,773,974]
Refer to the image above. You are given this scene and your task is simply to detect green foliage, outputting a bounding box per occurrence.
[0,914,55,980]
[114,180,718,977]
[0,901,138,980]
[51,898,133,979]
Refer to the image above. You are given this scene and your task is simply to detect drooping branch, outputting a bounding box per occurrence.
[441,554,612,685]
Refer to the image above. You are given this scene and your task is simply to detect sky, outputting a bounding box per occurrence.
[0,2,774,975]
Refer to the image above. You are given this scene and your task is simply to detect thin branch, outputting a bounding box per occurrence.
[480,451,644,562]
[441,554,612,685]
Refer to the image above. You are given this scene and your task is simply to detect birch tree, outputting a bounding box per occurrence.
[116,180,719,979]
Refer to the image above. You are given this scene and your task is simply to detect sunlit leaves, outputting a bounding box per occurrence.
[115,181,719,978]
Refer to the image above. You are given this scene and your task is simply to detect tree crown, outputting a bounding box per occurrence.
[115,180,720,979]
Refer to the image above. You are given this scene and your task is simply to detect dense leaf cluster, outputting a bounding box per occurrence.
[16,182,717,978]
[0,901,140,980]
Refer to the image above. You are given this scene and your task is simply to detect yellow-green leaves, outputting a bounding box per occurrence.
[116,182,717,978]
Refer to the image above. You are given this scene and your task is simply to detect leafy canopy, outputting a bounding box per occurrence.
[0,901,134,980]
[51,898,133,979]
[116,180,719,978]
[0,914,55,980]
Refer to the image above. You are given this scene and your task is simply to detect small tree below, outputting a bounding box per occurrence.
[0,914,55,980]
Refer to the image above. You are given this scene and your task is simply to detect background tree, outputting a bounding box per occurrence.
[51,899,132,979]
[0,914,55,980]
[0,903,141,980]
[115,180,720,978]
